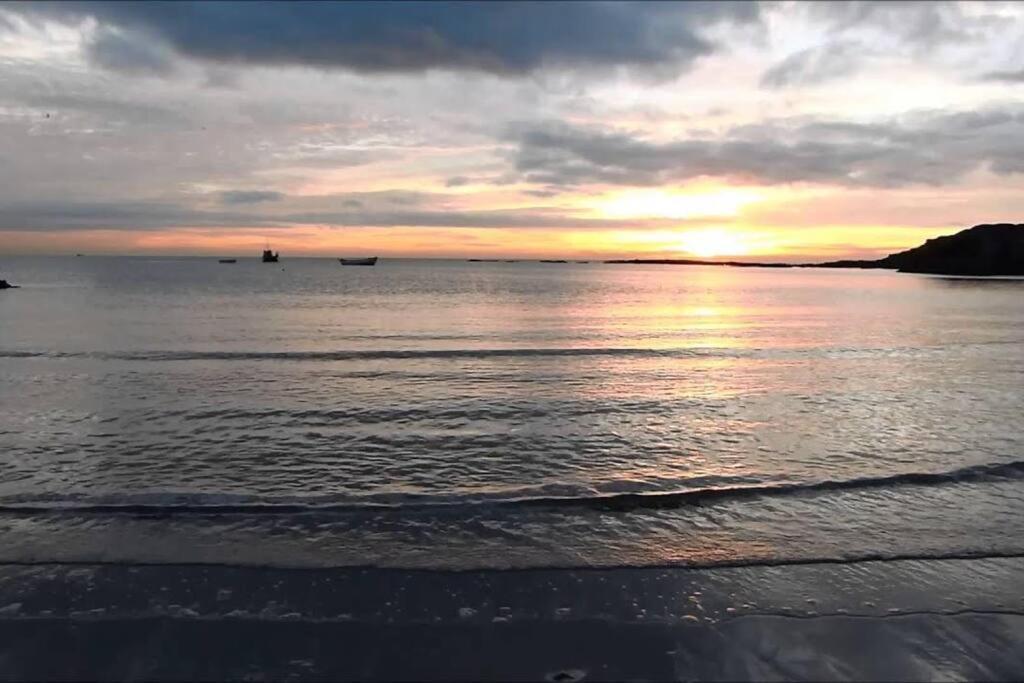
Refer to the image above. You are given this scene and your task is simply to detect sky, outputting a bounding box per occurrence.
[1,1,1024,260]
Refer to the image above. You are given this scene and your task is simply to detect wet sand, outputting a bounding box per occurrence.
[0,556,1022,681]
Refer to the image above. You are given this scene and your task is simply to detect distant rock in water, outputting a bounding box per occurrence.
[0,280,17,289]
[819,224,1024,276]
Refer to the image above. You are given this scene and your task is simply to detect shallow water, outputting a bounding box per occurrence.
[1,256,1022,570]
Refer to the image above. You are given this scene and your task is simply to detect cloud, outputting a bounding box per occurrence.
[806,1,986,49]
[759,2,1024,88]
[982,69,1024,83]
[201,66,241,89]
[282,209,630,229]
[11,91,190,129]
[85,26,177,76]
[0,201,274,230]
[508,106,1024,188]
[760,41,864,89]
[0,198,703,232]
[219,190,285,205]
[10,1,760,76]
[4,0,1023,260]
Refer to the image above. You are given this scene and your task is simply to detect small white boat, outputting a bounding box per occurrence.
[338,257,378,266]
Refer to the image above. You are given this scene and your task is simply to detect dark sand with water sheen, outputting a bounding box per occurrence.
[1,557,1023,680]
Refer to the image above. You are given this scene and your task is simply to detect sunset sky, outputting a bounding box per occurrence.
[2,1,1024,260]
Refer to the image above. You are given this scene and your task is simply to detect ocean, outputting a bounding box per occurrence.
[1,255,1023,679]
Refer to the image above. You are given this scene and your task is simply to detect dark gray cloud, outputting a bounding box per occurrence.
[282,209,620,229]
[10,1,760,76]
[219,190,285,205]
[0,198,695,232]
[201,66,241,89]
[380,191,427,207]
[445,176,470,188]
[508,107,1024,188]
[523,189,561,198]
[0,201,276,231]
[983,69,1024,83]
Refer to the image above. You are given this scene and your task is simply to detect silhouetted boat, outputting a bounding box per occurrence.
[0,279,18,289]
[261,248,279,263]
[338,257,378,266]
[219,259,237,264]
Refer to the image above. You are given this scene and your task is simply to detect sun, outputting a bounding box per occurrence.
[676,228,748,258]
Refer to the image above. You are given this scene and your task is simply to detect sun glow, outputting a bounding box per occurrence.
[676,228,749,258]
[597,188,763,219]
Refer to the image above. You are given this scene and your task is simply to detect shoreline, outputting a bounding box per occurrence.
[1,556,1022,680]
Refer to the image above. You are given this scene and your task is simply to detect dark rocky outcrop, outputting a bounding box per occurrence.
[808,259,888,270]
[0,279,18,289]
[818,224,1024,276]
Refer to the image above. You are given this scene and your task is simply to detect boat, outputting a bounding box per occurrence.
[219,259,237,264]
[261,248,279,263]
[338,257,378,266]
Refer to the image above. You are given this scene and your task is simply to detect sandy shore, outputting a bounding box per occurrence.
[0,556,1022,681]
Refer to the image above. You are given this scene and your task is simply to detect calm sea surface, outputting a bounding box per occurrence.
[1,256,1022,570]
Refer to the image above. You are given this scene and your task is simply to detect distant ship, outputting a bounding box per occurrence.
[219,259,237,264]
[338,257,378,266]
[261,247,279,263]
